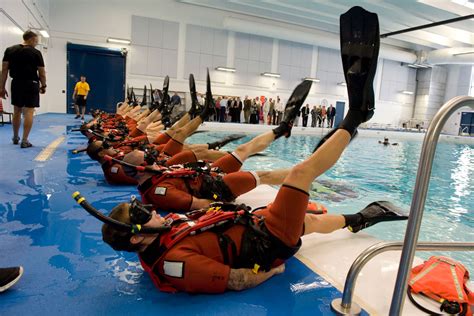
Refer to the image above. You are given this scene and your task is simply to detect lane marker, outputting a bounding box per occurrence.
[34,136,65,161]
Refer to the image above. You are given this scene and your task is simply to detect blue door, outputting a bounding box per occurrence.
[334,101,345,128]
[460,112,473,136]
[67,43,125,114]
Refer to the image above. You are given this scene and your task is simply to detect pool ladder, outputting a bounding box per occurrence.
[331,96,474,316]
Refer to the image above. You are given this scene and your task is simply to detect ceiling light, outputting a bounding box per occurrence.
[337,82,347,86]
[303,77,320,83]
[107,38,131,45]
[453,51,474,56]
[261,72,280,78]
[406,63,431,69]
[451,0,474,9]
[400,90,414,95]
[215,66,236,73]
[39,30,49,38]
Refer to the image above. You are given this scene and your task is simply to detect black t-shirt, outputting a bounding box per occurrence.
[2,44,44,81]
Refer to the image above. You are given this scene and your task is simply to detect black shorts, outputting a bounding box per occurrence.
[75,95,87,107]
[11,79,40,108]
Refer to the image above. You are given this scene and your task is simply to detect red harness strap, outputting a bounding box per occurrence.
[138,207,252,292]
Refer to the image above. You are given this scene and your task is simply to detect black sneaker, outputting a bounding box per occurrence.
[75,115,81,119]
[12,136,20,145]
[0,266,23,292]
[20,141,33,148]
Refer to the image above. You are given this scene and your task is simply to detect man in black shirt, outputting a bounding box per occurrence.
[0,30,46,148]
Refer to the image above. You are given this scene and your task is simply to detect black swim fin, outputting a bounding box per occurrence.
[348,201,408,233]
[339,6,380,132]
[188,74,199,116]
[208,134,245,150]
[199,69,215,121]
[141,85,147,106]
[272,80,312,138]
[161,75,170,107]
[312,6,379,151]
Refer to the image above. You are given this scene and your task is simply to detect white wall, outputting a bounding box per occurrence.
[45,0,418,125]
[442,65,473,135]
[0,0,50,113]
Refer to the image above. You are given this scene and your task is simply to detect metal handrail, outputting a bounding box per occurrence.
[331,242,474,315]
[330,96,474,316]
[390,96,474,315]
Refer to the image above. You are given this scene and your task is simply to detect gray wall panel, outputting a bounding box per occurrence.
[148,19,163,48]
[132,16,149,46]
[186,25,201,53]
[162,21,179,50]
[147,47,162,76]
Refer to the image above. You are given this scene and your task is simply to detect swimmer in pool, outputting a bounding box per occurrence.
[378,137,398,146]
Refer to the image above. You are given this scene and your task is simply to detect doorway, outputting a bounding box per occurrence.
[67,43,126,114]
[334,101,346,128]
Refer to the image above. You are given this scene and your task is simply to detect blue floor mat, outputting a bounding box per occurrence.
[0,114,367,315]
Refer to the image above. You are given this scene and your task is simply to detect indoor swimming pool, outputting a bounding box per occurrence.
[189,131,474,273]
[0,114,472,315]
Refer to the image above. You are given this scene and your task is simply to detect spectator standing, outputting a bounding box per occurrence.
[327,104,336,128]
[268,97,275,125]
[220,96,227,122]
[311,106,317,127]
[243,95,251,123]
[0,30,46,148]
[317,105,322,127]
[250,97,259,124]
[302,104,310,127]
[275,96,283,124]
[236,97,242,123]
[321,105,327,127]
[214,97,221,122]
[170,92,181,106]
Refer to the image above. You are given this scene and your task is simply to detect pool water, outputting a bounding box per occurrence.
[189,132,474,273]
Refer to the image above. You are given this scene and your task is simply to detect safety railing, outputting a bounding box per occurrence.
[331,242,474,315]
[330,96,474,316]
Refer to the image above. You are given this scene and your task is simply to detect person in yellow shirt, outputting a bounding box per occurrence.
[73,75,90,120]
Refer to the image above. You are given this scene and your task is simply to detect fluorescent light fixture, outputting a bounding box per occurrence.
[303,77,320,83]
[453,51,474,56]
[337,82,347,86]
[400,90,414,95]
[406,63,431,69]
[107,38,131,45]
[451,0,474,9]
[261,72,280,78]
[39,30,50,38]
[215,66,236,73]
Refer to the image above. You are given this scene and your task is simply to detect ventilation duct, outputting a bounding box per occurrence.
[426,47,474,65]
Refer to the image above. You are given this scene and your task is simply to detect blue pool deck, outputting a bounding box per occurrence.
[0,114,370,316]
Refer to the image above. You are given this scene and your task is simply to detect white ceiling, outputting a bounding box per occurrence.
[177,0,474,51]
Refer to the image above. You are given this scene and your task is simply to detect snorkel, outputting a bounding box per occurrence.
[72,192,170,234]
